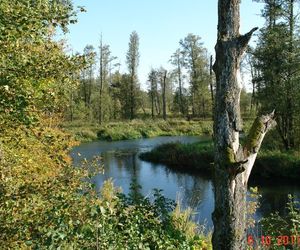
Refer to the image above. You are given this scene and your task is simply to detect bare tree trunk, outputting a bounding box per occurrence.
[209,55,214,106]
[150,72,155,119]
[156,89,161,116]
[162,70,167,121]
[249,58,256,113]
[191,91,195,117]
[212,0,276,249]
[178,61,184,116]
[130,72,134,120]
[99,38,103,125]
[287,0,295,149]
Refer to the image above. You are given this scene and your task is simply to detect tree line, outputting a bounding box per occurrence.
[246,0,300,150]
[70,3,300,152]
[67,32,217,123]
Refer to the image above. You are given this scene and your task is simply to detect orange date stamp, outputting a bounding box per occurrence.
[248,235,300,247]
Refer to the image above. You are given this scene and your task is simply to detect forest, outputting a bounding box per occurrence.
[1,0,300,249]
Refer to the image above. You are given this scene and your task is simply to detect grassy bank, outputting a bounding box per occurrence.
[62,119,213,142]
[140,140,214,174]
[139,141,300,180]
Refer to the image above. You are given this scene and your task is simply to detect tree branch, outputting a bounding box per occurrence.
[238,27,259,54]
[242,110,276,183]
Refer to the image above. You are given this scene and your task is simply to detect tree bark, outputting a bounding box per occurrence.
[178,58,184,116]
[99,38,103,124]
[162,70,167,121]
[209,55,214,107]
[130,69,135,120]
[150,77,155,119]
[212,0,276,249]
[287,0,295,148]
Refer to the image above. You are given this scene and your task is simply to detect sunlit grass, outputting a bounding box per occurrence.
[63,118,213,142]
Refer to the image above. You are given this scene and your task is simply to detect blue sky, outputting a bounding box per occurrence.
[64,0,265,88]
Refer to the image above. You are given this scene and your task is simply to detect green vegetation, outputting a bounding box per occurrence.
[252,150,300,180]
[0,0,214,247]
[67,32,215,124]
[249,0,300,150]
[0,1,213,248]
[259,195,300,249]
[63,119,213,142]
[140,141,300,180]
[140,140,214,173]
[2,0,300,248]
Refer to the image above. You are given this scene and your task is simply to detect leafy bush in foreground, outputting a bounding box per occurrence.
[0,123,211,249]
[259,195,300,249]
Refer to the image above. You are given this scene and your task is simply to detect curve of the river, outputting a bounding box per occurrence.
[71,136,300,231]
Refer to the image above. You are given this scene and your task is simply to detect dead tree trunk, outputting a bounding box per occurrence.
[162,70,167,121]
[212,0,276,249]
[99,37,103,124]
[209,55,214,105]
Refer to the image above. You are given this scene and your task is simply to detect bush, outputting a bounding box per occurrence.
[0,119,211,249]
[260,195,300,249]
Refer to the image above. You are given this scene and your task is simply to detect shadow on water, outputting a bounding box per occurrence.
[71,136,300,231]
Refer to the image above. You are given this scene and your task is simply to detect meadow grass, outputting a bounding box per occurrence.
[62,119,213,142]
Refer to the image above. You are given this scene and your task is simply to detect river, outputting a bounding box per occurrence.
[70,136,300,231]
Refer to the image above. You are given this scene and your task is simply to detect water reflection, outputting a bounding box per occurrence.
[71,136,300,231]
[254,182,300,219]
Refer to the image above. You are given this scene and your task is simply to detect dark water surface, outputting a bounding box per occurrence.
[70,136,300,230]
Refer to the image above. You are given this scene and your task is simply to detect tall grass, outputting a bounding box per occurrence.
[139,140,214,174]
[140,140,300,180]
[63,119,213,142]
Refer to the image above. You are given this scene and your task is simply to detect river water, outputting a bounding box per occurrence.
[70,136,300,230]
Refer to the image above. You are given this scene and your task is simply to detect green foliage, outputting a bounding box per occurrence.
[1,116,210,249]
[247,187,261,229]
[0,1,213,249]
[179,34,212,118]
[252,149,300,179]
[139,141,214,173]
[0,0,84,127]
[172,201,197,240]
[252,0,300,150]
[67,32,217,124]
[260,195,300,249]
[140,140,300,180]
[171,197,212,250]
[63,119,213,142]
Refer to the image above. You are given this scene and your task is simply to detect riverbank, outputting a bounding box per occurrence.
[139,141,300,181]
[62,119,213,142]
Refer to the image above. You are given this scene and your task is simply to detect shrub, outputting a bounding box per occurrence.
[260,195,300,249]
